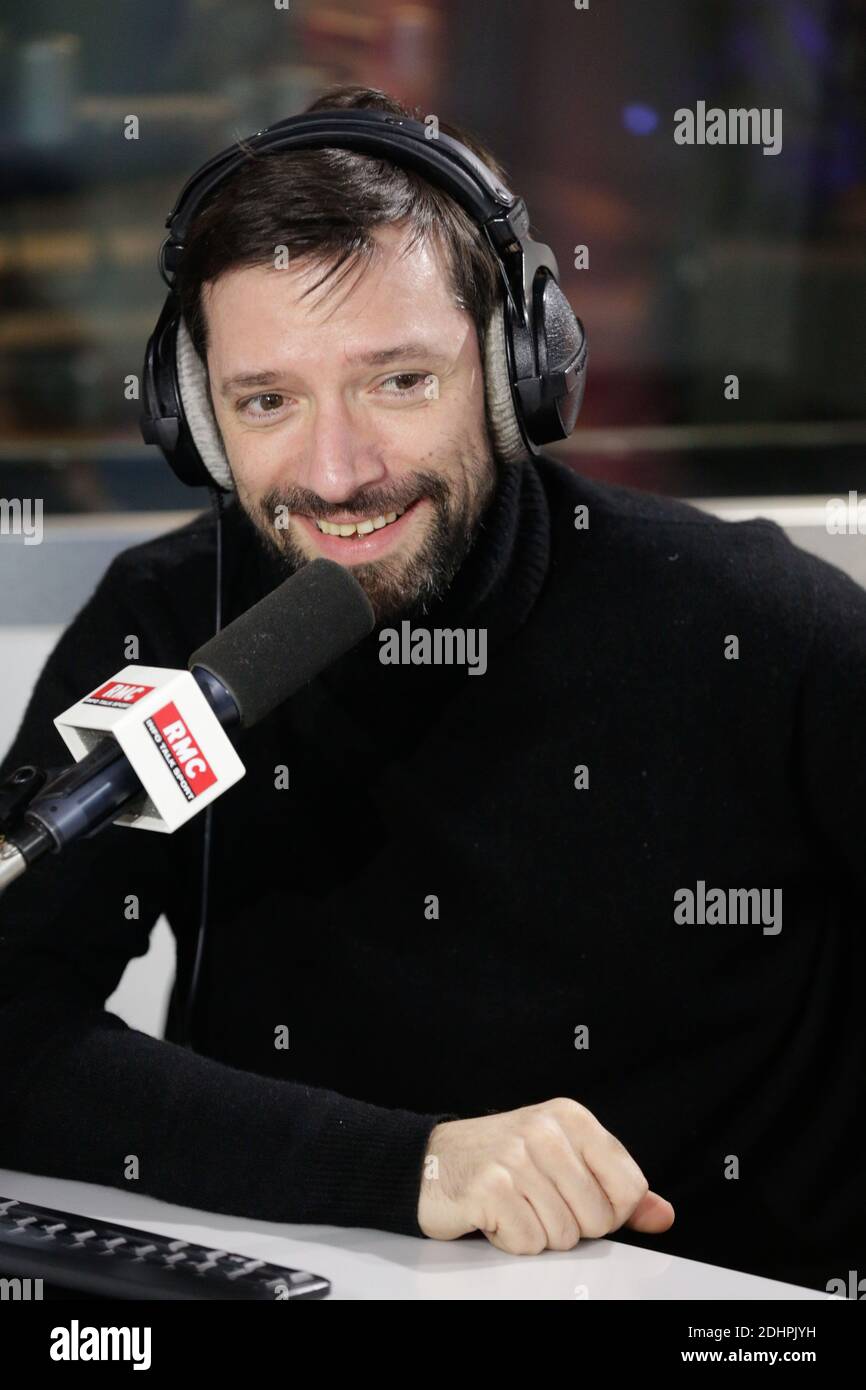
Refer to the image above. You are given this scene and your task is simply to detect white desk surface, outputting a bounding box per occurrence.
[0,1167,826,1301]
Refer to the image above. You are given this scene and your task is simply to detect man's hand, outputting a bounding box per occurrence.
[417,1097,675,1254]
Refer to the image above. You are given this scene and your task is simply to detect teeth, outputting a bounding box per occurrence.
[315,508,405,537]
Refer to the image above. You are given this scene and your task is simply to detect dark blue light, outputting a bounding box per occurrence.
[622,103,659,136]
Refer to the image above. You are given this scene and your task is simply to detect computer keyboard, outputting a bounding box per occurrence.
[0,1196,331,1300]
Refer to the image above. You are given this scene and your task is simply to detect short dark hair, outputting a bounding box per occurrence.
[175,85,509,366]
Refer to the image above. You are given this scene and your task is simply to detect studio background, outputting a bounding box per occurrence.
[2,3,864,1030]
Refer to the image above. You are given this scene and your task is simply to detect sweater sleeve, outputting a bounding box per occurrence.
[793,546,866,897]
[0,555,450,1238]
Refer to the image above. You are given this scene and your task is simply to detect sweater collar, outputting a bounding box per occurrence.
[413,454,551,648]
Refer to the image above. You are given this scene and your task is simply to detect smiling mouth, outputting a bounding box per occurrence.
[314,507,406,538]
[294,497,426,560]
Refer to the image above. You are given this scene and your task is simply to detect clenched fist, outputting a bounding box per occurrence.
[417,1097,675,1254]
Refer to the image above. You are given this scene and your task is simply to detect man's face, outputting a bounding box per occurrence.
[204,222,498,621]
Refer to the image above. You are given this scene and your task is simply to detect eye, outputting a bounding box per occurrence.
[376,372,431,398]
[238,392,288,419]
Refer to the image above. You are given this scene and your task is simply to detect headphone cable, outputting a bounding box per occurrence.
[182,485,224,1051]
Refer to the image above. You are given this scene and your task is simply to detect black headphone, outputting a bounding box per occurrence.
[140,106,587,490]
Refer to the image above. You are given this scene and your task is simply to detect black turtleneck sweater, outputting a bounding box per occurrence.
[1,454,865,1294]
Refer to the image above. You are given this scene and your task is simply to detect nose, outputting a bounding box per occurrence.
[297,392,388,504]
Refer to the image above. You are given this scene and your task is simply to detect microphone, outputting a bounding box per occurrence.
[0,559,374,891]
[187,552,375,728]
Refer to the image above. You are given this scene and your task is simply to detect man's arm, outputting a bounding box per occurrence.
[793,545,866,896]
[0,554,450,1236]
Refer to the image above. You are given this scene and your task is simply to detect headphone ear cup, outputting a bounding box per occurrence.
[175,318,235,491]
[534,277,587,440]
[483,299,531,465]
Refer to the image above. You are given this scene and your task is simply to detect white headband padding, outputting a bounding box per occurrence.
[174,299,529,491]
[176,317,234,490]
[482,299,531,465]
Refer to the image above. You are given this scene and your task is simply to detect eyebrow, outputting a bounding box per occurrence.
[219,342,448,395]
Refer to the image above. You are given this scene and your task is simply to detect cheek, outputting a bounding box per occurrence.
[220,417,290,491]
[380,387,484,453]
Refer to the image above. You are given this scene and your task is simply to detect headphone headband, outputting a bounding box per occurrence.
[141,105,586,489]
[159,109,547,327]
[164,109,518,244]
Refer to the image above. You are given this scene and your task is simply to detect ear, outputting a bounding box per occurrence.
[176,317,235,491]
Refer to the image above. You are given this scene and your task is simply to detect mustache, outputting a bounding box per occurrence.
[258,470,451,521]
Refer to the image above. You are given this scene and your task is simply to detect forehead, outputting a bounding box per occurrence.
[202,223,465,363]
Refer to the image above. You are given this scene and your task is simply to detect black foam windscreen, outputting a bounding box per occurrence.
[188,558,375,728]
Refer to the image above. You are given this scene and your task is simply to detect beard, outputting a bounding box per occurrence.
[237,445,498,624]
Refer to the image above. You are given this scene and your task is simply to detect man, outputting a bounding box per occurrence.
[1,86,863,1293]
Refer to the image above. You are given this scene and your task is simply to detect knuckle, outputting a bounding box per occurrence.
[481,1163,516,1202]
[611,1176,648,1226]
[550,1096,586,1119]
[621,1164,649,1203]
[629,1174,650,1210]
[507,1241,536,1256]
[501,1135,530,1170]
[526,1113,564,1147]
[493,1229,544,1256]
[550,1216,581,1250]
[516,1228,547,1256]
[603,1128,638,1166]
[579,1208,613,1239]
